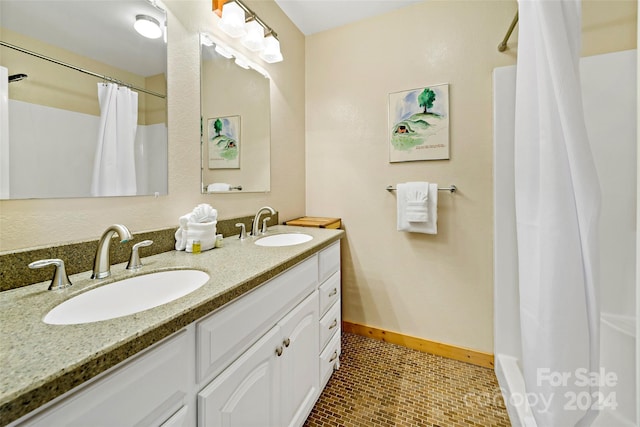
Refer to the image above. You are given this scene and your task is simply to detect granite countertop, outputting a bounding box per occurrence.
[0,225,344,425]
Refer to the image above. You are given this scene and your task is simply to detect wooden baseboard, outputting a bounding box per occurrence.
[342,321,494,369]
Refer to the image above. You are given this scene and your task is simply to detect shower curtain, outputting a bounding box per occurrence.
[514,1,601,426]
[0,66,9,199]
[91,83,138,196]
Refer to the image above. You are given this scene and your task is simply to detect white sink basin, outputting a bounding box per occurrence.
[255,233,313,247]
[43,270,210,325]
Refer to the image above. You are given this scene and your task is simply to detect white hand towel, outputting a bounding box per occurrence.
[403,182,429,222]
[397,183,438,234]
[208,183,231,192]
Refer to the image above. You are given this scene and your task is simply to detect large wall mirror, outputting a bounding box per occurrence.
[0,0,168,199]
[200,33,271,194]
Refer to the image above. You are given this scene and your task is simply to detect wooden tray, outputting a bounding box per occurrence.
[285,217,341,229]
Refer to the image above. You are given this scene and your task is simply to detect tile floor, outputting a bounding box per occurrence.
[304,333,511,427]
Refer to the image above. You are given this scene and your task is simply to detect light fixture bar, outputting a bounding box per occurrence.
[213,0,278,39]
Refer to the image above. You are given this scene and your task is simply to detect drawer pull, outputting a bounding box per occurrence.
[275,346,283,357]
[328,319,338,330]
[283,338,290,347]
[329,351,338,363]
[328,288,338,297]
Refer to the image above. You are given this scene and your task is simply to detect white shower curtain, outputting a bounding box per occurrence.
[0,66,9,199]
[91,83,138,196]
[514,1,600,426]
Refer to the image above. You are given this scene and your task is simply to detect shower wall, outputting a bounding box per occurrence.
[494,49,637,425]
[6,100,167,199]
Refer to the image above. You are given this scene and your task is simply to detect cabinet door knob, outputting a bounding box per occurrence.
[328,288,338,297]
[329,351,338,363]
[275,346,283,357]
[283,338,290,347]
[329,319,338,330]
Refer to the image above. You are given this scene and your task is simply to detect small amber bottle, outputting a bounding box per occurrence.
[192,240,201,254]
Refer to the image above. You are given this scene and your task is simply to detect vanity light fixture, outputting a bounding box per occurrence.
[134,14,162,39]
[202,33,272,78]
[234,56,250,69]
[213,0,283,63]
[218,1,247,38]
[215,44,234,59]
[241,20,265,52]
[259,34,283,64]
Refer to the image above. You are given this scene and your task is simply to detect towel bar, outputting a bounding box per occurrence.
[386,184,457,193]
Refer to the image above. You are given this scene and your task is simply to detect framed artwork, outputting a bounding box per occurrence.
[208,115,240,169]
[389,84,450,162]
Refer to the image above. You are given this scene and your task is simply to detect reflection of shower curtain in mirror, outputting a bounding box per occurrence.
[91,83,138,196]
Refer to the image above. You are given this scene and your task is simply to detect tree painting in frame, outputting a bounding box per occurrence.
[208,116,240,169]
[389,84,449,162]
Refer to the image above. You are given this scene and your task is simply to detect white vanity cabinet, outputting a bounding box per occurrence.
[197,291,319,427]
[10,240,341,427]
[196,241,340,427]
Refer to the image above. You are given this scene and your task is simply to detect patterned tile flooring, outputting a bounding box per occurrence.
[304,333,511,427]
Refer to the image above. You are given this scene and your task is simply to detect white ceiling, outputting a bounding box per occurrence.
[274,0,424,35]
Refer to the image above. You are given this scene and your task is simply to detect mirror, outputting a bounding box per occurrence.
[200,33,271,194]
[0,0,168,199]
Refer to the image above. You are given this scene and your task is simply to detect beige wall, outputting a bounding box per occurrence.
[0,0,306,251]
[305,0,637,352]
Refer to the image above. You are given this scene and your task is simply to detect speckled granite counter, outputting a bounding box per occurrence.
[0,225,344,425]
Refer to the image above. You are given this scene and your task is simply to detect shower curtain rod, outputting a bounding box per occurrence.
[0,41,166,99]
[498,11,519,52]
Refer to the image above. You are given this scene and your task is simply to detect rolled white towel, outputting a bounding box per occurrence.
[208,183,231,192]
[192,204,218,223]
[175,227,187,251]
[178,213,192,229]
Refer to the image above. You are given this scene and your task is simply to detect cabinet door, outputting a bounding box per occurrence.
[198,326,282,427]
[279,291,320,427]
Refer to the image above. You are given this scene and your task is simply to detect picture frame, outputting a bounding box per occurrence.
[389,84,450,162]
[207,115,240,169]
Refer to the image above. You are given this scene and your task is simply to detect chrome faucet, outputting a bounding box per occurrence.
[92,224,133,279]
[251,206,275,236]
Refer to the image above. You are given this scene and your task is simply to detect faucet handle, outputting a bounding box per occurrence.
[28,259,73,290]
[235,223,247,240]
[261,217,271,234]
[126,240,153,271]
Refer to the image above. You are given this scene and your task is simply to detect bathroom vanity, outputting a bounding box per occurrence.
[1,226,343,427]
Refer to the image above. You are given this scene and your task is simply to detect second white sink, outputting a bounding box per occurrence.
[255,233,313,247]
[43,270,210,325]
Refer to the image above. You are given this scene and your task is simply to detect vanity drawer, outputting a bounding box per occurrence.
[319,332,341,388]
[319,299,341,351]
[318,241,340,283]
[196,255,318,384]
[319,271,340,316]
